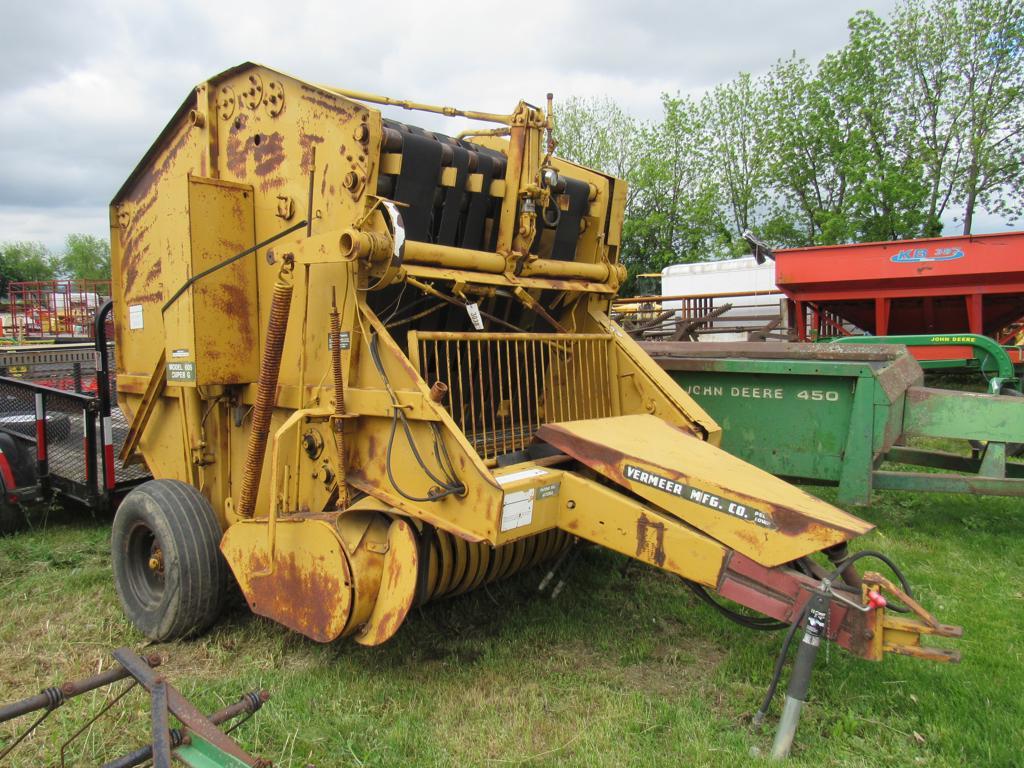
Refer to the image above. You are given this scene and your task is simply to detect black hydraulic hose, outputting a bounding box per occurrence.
[753,604,808,726]
[370,332,464,502]
[682,579,788,631]
[829,549,913,597]
[754,549,914,725]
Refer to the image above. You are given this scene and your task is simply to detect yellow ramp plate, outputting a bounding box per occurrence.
[537,415,872,568]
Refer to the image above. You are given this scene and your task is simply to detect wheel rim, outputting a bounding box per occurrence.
[124,520,166,609]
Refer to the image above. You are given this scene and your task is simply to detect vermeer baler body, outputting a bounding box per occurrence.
[109,65,958,734]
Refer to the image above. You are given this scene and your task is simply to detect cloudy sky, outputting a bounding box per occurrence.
[1,0,955,251]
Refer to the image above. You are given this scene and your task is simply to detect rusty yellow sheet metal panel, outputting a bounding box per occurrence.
[537,415,873,568]
[354,518,419,647]
[557,472,727,588]
[182,176,259,385]
[220,517,353,642]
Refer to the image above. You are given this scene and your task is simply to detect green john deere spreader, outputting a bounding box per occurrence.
[643,341,1024,506]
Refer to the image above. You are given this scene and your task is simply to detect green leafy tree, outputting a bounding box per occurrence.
[949,0,1024,233]
[833,11,931,241]
[554,95,642,185]
[702,73,772,251]
[891,0,970,235]
[59,234,111,281]
[623,95,728,273]
[890,0,1024,235]
[0,241,57,297]
[763,56,856,245]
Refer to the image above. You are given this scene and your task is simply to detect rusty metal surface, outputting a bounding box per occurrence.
[538,415,872,568]
[112,647,259,766]
[237,263,293,519]
[642,341,912,364]
[220,517,354,643]
[409,331,614,461]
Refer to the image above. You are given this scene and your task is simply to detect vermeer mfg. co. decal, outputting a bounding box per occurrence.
[624,464,776,530]
[890,247,965,264]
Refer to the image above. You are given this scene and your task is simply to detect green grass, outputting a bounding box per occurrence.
[1,485,1022,767]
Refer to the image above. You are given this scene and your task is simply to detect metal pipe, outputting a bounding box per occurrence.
[313,84,515,125]
[401,241,619,284]
[402,241,507,273]
[102,690,269,768]
[0,655,161,724]
[456,127,511,141]
[237,261,294,518]
[329,289,348,510]
[519,257,615,283]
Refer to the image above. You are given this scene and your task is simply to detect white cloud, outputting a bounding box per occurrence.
[15,0,1007,252]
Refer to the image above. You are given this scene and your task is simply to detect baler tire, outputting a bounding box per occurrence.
[111,479,228,642]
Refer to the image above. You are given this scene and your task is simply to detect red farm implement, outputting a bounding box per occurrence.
[774,231,1024,342]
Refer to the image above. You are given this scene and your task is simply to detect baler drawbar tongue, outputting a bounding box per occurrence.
[537,415,873,568]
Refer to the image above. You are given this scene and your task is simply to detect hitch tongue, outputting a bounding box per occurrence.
[862,572,963,663]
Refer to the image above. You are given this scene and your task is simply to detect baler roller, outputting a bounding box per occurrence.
[419,525,573,603]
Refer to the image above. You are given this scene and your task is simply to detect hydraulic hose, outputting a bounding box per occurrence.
[753,549,914,728]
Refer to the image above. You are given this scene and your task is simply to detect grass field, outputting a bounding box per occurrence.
[0,482,1022,767]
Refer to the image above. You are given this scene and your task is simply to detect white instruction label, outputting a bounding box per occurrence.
[466,302,484,330]
[495,467,548,486]
[501,488,535,531]
[128,304,144,330]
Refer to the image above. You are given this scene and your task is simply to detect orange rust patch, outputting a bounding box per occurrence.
[225,114,250,178]
[253,132,285,177]
[299,133,325,174]
[635,514,666,567]
[243,550,350,643]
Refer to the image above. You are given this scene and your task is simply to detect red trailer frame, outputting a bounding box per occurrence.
[774,232,1024,341]
[4,280,111,340]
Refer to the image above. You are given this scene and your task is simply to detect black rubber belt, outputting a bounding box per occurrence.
[549,177,590,262]
[460,153,495,250]
[436,145,469,246]
[393,133,443,243]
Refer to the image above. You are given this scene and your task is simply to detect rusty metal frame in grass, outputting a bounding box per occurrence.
[0,648,271,768]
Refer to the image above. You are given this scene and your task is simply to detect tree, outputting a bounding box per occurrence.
[763,56,857,245]
[702,73,772,251]
[59,234,111,281]
[890,0,1024,235]
[0,241,56,297]
[623,95,727,273]
[890,0,969,235]
[834,11,932,241]
[950,0,1024,233]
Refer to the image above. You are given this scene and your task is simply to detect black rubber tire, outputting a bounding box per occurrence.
[111,479,228,641]
[0,495,25,536]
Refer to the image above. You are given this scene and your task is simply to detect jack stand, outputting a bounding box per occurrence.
[771,591,828,759]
